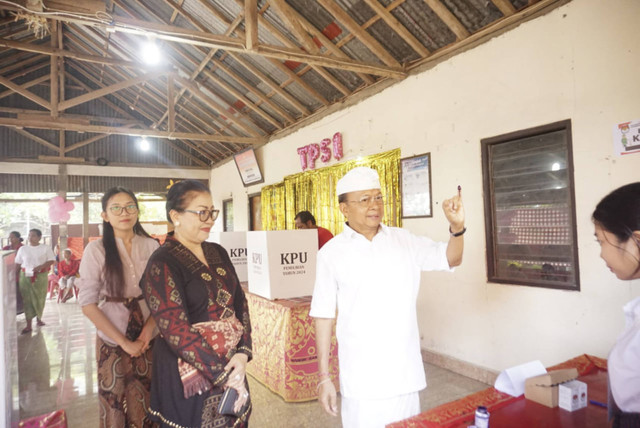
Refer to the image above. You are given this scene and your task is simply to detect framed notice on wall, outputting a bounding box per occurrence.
[234,148,264,187]
[400,153,432,218]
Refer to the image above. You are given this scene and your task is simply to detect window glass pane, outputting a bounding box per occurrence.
[483,121,579,289]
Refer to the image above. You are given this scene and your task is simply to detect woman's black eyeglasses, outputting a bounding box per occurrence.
[184,209,220,222]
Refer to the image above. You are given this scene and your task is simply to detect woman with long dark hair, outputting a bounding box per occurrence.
[141,179,252,427]
[592,182,640,427]
[78,187,159,427]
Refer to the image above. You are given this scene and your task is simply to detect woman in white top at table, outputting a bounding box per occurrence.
[15,229,55,334]
[592,182,640,427]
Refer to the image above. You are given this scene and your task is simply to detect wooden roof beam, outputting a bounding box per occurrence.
[0,38,170,71]
[58,71,169,111]
[271,0,374,85]
[253,12,351,97]
[159,0,318,114]
[268,0,318,55]
[12,128,59,152]
[175,74,263,138]
[0,74,49,101]
[17,7,404,78]
[0,117,265,144]
[0,73,51,109]
[245,0,258,50]
[491,0,517,16]
[422,0,470,40]
[362,0,430,57]
[315,0,401,68]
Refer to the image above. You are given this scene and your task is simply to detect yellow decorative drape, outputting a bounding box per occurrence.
[261,148,401,235]
[261,182,286,231]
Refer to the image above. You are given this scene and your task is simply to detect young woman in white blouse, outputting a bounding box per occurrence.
[78,187,159,427]
[592,182,640,427]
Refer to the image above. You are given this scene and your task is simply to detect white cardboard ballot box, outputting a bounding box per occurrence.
[208,232,248,283]
[247,230,318,300]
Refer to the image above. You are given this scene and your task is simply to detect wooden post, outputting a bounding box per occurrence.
[58,164,68,251]
[82,189,89,250]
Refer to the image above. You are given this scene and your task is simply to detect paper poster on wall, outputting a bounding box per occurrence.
[613,119,640,156]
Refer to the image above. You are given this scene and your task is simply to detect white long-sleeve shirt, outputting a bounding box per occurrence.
[310,223,452,399]
[609,295,640,413]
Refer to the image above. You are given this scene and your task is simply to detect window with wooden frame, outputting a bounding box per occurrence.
[481,119,580,290]
[222,198,233,232]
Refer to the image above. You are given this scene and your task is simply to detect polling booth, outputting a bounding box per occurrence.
[242,230,339,401]
[208,231,248,283]
[246,229,317,300]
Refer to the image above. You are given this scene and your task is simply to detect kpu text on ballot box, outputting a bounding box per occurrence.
[208,231,248,283]
[247,230,318,299]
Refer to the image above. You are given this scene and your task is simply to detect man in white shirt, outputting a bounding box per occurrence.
[310,167,465,428]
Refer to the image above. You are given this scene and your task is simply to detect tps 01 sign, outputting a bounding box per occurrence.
[297,132,343,170]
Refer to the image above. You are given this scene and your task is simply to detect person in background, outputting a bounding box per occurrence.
[3,230,23,251]
[77,186,159,427]
[15,229,55,334]
[58,249,79,303]
[141,179,252,427]
[294,210,334,249]
[311,167,465,428]
[592,182,640,427]
[3,231,24,314]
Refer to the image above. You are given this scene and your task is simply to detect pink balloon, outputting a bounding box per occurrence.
[320,138,331,163]
[64,201,75,211]
[307,143,320,169]
[297,146,309,170]
[332,132,343,160]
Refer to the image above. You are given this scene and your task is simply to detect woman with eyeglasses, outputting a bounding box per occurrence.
[141,179,252,428]
[77,186,159,427]
[592,182,640,427]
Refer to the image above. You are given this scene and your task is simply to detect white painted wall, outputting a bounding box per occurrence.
[210,0,640,371]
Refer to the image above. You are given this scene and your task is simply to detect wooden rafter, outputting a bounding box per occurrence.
[0,117,264,144]
[0,74,49,101]
[270,1,374,85]
[4,6,405,79]
[422,0,470,40]
[362,0,430,57]
[315,0,401,68]
[491,0,517,16]
[13,128,59,152]
[268,0,317,54]
[0,73,51,109]
[58,71,168,111]
[0,38,169,71]
[244,0,258,50]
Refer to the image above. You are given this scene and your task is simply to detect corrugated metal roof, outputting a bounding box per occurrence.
[0,0,569,167]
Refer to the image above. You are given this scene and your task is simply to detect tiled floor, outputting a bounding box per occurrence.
[17,301,489,427]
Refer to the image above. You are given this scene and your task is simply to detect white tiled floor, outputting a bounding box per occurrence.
[17,300,489,427]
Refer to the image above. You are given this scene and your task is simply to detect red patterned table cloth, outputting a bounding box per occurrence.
[245,292,339,402]
[388,354,608,428]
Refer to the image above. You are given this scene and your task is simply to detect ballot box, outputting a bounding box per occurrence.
[208,232,248,282]
[247,230,318,300]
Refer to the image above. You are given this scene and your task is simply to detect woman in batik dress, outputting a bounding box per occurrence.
[141,179,252,428]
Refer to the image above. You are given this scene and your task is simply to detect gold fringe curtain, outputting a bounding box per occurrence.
[262,148,401,235]
[261,182,286,231]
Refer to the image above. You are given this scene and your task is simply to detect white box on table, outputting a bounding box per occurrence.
[558,380,587,411]
[247,230,318,300]
[208,231,248,282]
